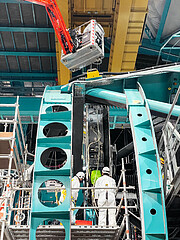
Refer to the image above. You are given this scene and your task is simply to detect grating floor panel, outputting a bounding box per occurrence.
[8,225,120,240]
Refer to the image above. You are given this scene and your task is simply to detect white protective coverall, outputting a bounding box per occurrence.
[71,176,80,223]
[71,176,80,202]
[59,176,81,223]
[59,176,80,203]
[95,175,116,226]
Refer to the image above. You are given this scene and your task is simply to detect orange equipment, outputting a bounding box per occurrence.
[24,0,75,55]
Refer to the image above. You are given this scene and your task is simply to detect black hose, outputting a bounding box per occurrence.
[68,71,128,83]
[68,62,180,83]
[68,73,87,83]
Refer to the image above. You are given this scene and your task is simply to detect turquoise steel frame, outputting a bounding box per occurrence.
[155,0,172,44]
[0,27,54,32]
[0,72,57,77]
[85,83,170,238]
[28,65,180,239]
[86,88,180,117]
[125,85,168,239]
[0,51,56,57]
[84,77,169,238]
[30,86,72,240]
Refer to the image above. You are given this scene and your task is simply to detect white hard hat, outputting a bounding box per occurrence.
[76,171,85,179]
[102,167,110,174]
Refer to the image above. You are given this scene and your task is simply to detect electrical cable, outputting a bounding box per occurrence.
[68,71,128,83]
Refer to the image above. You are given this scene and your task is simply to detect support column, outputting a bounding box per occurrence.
[55,0,71,85]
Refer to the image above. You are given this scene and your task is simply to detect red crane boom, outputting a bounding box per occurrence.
[25,0,74,55]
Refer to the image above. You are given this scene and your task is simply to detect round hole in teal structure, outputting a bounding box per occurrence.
[150,208,156,215]
[142,137,147,141]
[36,219,65,239]
[146,169,152,174]
[43,122,68,137]
[40,147,67,170]
[46,105,68,113]
[38,179,66,208]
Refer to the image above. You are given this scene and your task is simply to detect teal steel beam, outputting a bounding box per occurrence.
[0,0,30,3]
[155,0,172,44]
[104,38,111,51]
[0,78,56,82]
[139,38,180,62]
[0,51,56,57]
[86,88,180,117]
[4,3,22,72]
[0,72,57,77]
[163,47,180,50]
[0,96,41,117]
[104,53,110,57]
[145,24,155,42]
[109,107,127,116]
[0,32,10,71]
[0,27,54,33]
[125,87,168,239]
[139,46,180,62]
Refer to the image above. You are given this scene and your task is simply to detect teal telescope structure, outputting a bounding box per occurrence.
[30,63,180,239]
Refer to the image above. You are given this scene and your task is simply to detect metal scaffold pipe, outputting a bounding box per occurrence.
[0,97,19,240]
[158,84,180,150]
[122,158,130,240]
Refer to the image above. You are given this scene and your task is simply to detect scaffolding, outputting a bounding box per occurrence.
[6,183,135,239]
[0,92,126,240]
[0,97,29,240]
[115,158,137,240]
[158,84,180,199]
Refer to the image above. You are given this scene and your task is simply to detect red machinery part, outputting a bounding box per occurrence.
[24,0,74,54]
[75,220,92,226]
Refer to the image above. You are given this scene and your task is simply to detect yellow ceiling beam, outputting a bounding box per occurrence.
[71,0,114,38]
[55,0,71,85]
[72,22,112,37]
[72,0,115,14]
[108,0,148,72]
[108,0,132,72]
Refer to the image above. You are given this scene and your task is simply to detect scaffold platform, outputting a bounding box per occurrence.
[8,225,120,240]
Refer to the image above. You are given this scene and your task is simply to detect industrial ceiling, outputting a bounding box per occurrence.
[0,0,180,95]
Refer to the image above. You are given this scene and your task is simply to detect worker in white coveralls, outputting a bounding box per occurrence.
[60,171,85,223]
[95,167,116,226]
[71,171,85,223]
